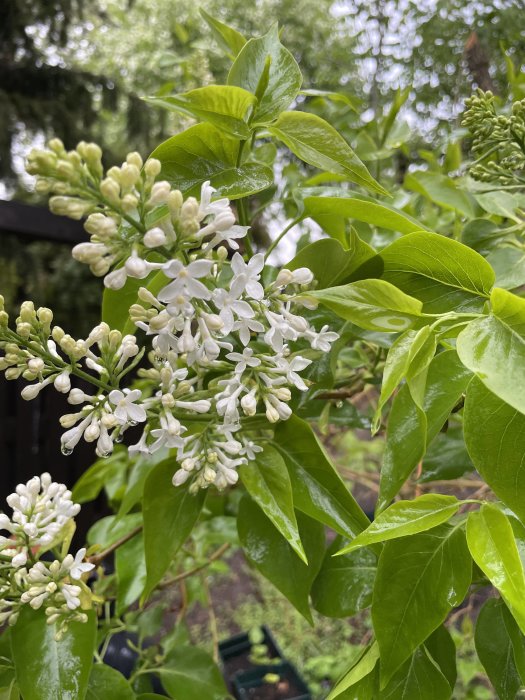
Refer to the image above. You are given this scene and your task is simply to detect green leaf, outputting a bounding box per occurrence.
[420,427,473,483]
[269,112,387,196]
[338,494,461,554]
[87,513,141,549]
[464,378,525,521]
[379,646,452,699]
[200,9,246,57]
[143,461,206,599]
[380,231,495,313]
[86,665,134,700]
[287,236,376,289]
[327,643,380,699]
[404,171,478,218]
[238,499,324,623]
[378,350,472,511]
[239,445,306,563]
[373,327,433,432]
[228,25,302,124]
[424,625,457,691]
[475,598,525,700]
[487,247,525,290]
[311,545,375,618]
[150,122,273,199]
[116,530,147,614]
[373,523,471,684]
[466,504,525,634]
[457,288,525,415]
[101,267,166,334]
[144,85,257,138]
[72,451,126,504]
[310,279,423,332]
[158,645,228,700]
[274,416,370,538]
[11,608,96,700]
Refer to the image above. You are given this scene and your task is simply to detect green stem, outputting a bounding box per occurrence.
[265,217,302,259]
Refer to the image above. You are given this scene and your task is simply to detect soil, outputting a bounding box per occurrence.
[244,677,304,699]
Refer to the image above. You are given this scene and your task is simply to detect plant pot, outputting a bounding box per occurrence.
[219,625,284,685]
[233,662,311,700]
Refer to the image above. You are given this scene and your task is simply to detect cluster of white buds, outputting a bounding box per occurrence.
[0,474,94,637]
[9,141,341,492]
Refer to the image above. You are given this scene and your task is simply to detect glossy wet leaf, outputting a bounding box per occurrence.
[269,112,387,196]
[11,608,96,700]
[199,9,246,56]
[238,498,324,622]
[228,25,302,124]
[144,85,257,138]
[380,231,494,313]
[115,530,147,614]
[311,545,376,618]
[466,504,525,634]
[72,451,126,504]
[379,646,452,699]
[239,445,306,563]
[457,288,525,415]
[158,645,228,700]
[274,416,370,538]
[150,122,273,199]
[338,494,461,554]
[378,350,472,511]
[310,279,423,332]
[372,523,471,684]
[424,625,457,691]
[303,193,426,237]
[327,643,380,699]
[405,170,477,218]
[464,378,525,522]
[143,461,206,599]
[86,665,134,700]
[475,598,525,700]
[287,236,376,289]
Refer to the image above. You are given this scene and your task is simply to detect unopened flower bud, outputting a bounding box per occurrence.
[54,371,71,393]
[104,268,128,290]
[27,358,45,374]
[100,178,120,202]
[149,181,171,205]
[144,158,161,177]
[126,152,143,169]
[143,227,166,248]
[167,189,183,212]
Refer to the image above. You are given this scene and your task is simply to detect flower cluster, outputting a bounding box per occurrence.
[0,474,94,637]
[1,141,340,492]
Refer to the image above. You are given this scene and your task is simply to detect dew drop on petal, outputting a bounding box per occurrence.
[61,445,73,456]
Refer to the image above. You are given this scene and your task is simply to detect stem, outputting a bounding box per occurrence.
[202,573,219,663]
[157,542,231,590]
[88,525,143,565]
[264,218,302,260]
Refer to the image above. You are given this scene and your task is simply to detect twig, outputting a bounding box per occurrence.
[201,573,219,663]
[88,525,143,565]
[157,543,231,590]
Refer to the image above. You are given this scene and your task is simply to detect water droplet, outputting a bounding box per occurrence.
[336,401,344,409]
[100,451,111,459]
[114,433,124,443]
[128,419,139,427]
[61,445,73,456]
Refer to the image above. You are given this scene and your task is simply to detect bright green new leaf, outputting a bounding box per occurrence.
[269,112,387,196]
[404,170,478,218]
[327,643,379,699]
[464,378,525,522]
[86,665,134,700]
[379,646,452,699]
[458,288,525,415]
[287,236,376,289]
[72,451,126,504]
[142,460,206,599]
[102,268,167,335]
[158,645,228,700]
[311,545,376,618]
[466,504,525,634]
[487,247,525,290]
[274,416,370,538]
[11,608,96,700]
[200,9,246,56]
[475,598,525,700]
[310,279,423,332]
[144,85,257,138]
[239,445,306,563]
[378,350,472,511]
[338,494,461,554]
[380,231,495,313]
[373,326,433,432]
[87,513,141,549]
[150,122,273,199]
[420,426,473,483]
[115,530,147,614]
[228,25,302,124]
[238,499,325,623]
[373,523,471,684]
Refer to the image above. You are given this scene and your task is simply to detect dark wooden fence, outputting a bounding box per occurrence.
[0,200,108,536]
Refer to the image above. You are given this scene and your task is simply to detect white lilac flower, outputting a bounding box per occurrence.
[108,388,147,424]
[158,260,213,302]
[230,253,265,300]
[273,355,312,391]
[226,347,261,374]
[232,316,265,346]
[307,325,340,352]
[64,548,95,580]
[213,288,255,334]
